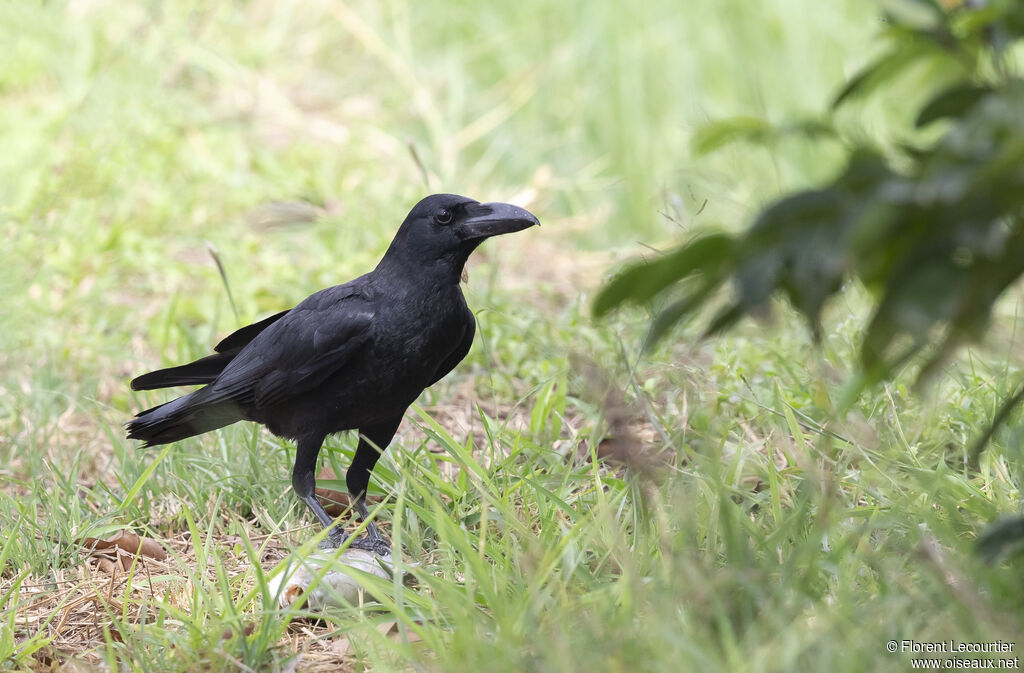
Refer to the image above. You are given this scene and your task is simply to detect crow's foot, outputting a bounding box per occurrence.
[317,528,350,550]
[347,535,392,556]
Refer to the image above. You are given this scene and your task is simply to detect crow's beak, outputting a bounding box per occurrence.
[458,202,540,241]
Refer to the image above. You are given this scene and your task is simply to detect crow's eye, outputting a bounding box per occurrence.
[434,208,453,225]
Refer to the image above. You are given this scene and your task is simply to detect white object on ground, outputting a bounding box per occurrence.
[268,548,401,610]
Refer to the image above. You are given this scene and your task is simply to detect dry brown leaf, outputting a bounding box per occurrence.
[80,530,167,571]
[222,623,255,640]
[95,557,118,574]
[375,621,398,637]
[331,636,351,657]
[31,647,56,668]
[377,621,424,644]
[106,625,124,643]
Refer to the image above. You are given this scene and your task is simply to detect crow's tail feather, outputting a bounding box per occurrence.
[126,390,244,446]
[130,351,236,391]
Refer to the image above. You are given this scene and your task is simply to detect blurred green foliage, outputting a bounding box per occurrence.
[596,0,1024,559]
[598,0,1024,385]
[4,2,1022,670]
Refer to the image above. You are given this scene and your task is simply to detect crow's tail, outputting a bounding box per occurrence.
[126,389,244,446]
[130,351,236,391]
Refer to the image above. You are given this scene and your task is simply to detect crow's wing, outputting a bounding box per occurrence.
[215,309,290,353]
[205,289,373,409]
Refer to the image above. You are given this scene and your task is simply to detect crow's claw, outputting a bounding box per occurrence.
[347,535,392,556]
[317,528,350,550]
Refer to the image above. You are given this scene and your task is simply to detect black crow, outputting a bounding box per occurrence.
[127,194,539,554]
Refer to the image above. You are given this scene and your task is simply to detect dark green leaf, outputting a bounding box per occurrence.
[595,0,1024,433]
[691,117,837,157]
[644,281,720,349]
[969,381,1024,463]
[861,255,963,368]
[832,42,932,109]
[701,304,746,339]
[977,516,1024,564]
[879,0,945,31]
[691,117,772,156]
[915,83,992,127]
[733,189,844,317]
[591,234,735,317]
[786,118,838,141]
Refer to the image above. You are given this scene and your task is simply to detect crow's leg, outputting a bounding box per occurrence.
[349,497,389,554]
[346,415,403,555]
[293,434,348,549]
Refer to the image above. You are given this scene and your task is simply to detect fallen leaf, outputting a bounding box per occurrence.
[80,530,167,571]
[222,623,255,640]
[106,625,124,643]
[331,637,351,657]
[375,621,398,637]
[95,557,118,574]
[377,621,424,644]
[31,647,55,668]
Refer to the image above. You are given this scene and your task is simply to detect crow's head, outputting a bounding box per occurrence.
[379,194,539,279]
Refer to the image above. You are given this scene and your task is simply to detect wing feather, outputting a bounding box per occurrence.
[203,288,374,409]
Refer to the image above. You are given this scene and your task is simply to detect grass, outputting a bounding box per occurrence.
[2,0,1023,671]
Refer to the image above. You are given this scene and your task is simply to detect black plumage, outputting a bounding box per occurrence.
[127,194,539,553]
